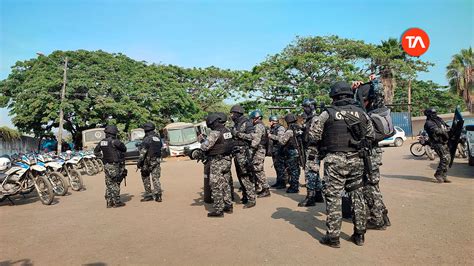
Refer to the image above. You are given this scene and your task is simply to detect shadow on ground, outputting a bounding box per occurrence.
[382,174,435,183]
[429,161,473,179]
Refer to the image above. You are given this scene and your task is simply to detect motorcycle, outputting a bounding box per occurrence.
[56,152,84,191]
[71,151,96,176]
[36,154,69,196]
[410,130,436,160]
[456,132,468,158]
[0,154,54,205]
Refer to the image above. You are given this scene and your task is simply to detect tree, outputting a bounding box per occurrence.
[446,47,473,112]
[0,50,201,148]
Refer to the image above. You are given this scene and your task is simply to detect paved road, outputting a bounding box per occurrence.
[1,142,473,265]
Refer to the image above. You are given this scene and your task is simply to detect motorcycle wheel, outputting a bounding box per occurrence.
[85,161,95,176]
[68,169,83,191]
[92,160,101,174]
[50,172,68,196]
[458,143,468,158]
[97,160,104,171]
[34,176,54,205]
[410,142,425,157]
[425,146,436,160]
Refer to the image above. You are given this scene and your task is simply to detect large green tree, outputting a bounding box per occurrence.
[0,50,202,147]
[446,47,473,112]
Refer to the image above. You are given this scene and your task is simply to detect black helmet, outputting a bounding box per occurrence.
[249,110,263,120]
[356,84,371,101]
[424,107,437,117]
[206,113,220,128]
[230,105,245,114]
[302,98,316,108]
[215,112,227,123]
[285,113,297,124]
[329,81,353,98]
[142,122,155,132]
[269,115,279,122]
[104,125,119,135]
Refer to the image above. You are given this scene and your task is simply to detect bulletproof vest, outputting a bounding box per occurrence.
[233,117,254,146]
[99,137,122,163]
[255,122,268,147]
[270,124,283,146]
[283,125,299,151]
[143,132,162,158]
[207,127,234,156]
[320,105,367,152]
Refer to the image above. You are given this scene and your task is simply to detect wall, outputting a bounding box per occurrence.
[0,136,40,156]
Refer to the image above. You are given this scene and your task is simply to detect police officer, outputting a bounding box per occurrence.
[276,113,302,193]
[355,81,391,230]
[201,112,234,217]
[230,104,256,208]
[311,81,373,247]
[424,108,452,183]
[94,125,127,208]
[137,122,163,202]
[268,115,287,189]
[299,98,324,207]
[237,110,271,198]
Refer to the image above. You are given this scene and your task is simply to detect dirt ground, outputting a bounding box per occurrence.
[1,141,473,265]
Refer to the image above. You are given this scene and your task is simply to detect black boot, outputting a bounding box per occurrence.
[286,185,299,193]
[314,190,324,203]
[243,201,256,209]
[224,205,233,214]
[271,180,281,188]
[113,202,126,208]
[319,235,340,248]
[140,195,153,202]
[106,201,114,208]
[298,190,316,207]
[241,194,249,204]
[257,188,271,198]
[276,182,287,189]
[351,233,365,246]
[383,210,391,227]
[154,193,162,202]
[366,220,386,230]
[207,211,224,217]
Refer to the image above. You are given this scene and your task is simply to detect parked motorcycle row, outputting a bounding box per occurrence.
[0,150,103,205]
[410,129,468,160]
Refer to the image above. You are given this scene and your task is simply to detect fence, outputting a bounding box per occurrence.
[0,136,40,156]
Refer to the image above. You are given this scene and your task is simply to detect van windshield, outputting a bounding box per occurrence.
[168,127,197,145]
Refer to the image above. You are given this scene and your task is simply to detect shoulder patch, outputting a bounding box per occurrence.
[152,137,161,142]
[223,132,232,139]
[100,141,108,146]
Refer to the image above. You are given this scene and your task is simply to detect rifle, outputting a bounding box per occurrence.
[290,125,306,167]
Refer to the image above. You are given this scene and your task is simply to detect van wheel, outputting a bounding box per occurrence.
[394,138,404,147]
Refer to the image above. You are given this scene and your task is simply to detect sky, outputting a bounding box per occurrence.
[0,0,473,128]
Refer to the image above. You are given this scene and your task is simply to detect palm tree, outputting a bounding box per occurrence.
[446,47,473,112]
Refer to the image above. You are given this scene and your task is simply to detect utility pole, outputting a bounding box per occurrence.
[57,57,68,154]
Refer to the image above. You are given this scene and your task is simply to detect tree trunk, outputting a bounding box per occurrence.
[380,68,396,105]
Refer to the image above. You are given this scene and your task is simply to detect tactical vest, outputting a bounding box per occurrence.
[302,114,314,147]
[320,105,367,152]
[270,124,283,146]
[99,137,122,163]
[207,127,234,156]
[283,126,299,151]
[234,117,254,146]
[143,132,162,158]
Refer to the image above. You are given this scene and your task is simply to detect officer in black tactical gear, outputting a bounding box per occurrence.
[267,115,287,189]
[230,104,257,208]
[201,112,234,217]
[424,108,452,183]
[299,98,324,207]
[313,81,374,247]
[137,122,163,202]
[94,125,127,208]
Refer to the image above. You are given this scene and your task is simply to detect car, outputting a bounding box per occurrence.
[465,125,474,166]
[378,126,406,147]
[124,139,169,161]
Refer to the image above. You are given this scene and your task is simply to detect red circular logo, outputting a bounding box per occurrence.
[401,28,430,57]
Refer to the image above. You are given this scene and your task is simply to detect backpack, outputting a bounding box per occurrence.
[369,107,395,142]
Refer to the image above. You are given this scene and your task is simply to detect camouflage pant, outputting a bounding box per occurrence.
[272,152,286,184]
[363,148,387,226]
[141,158,162,196]
[304,146,322,191]
[234,147,256,203]
[104,163,124,204]
[323,152,367,238]
[432,143,451,180]
[253,146,269,192]
[209,155,233,212]
[285,149,301,189]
